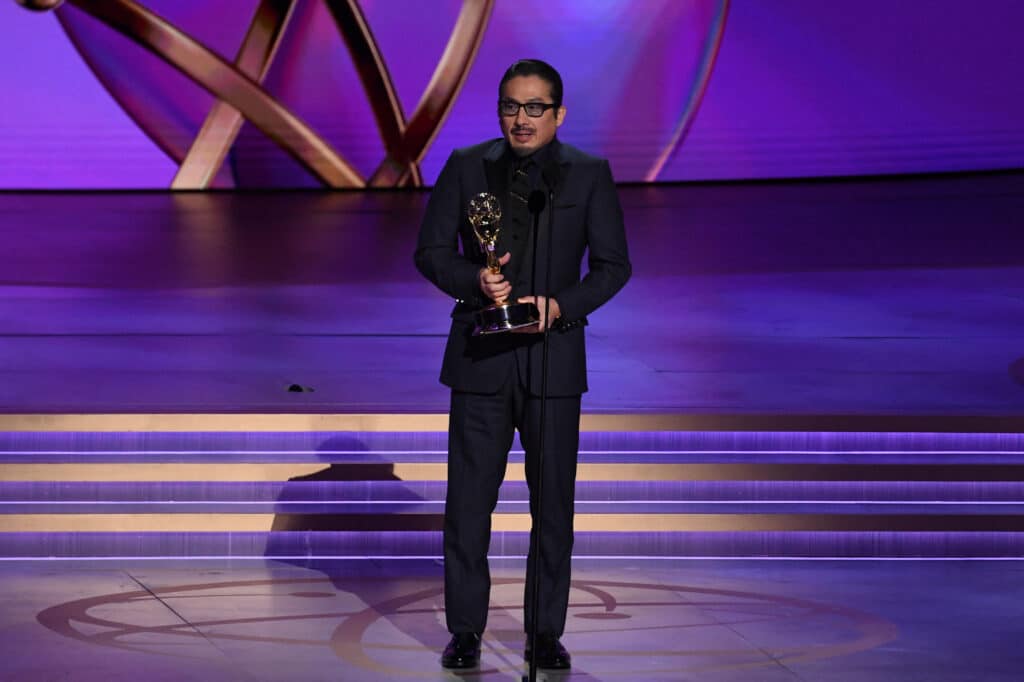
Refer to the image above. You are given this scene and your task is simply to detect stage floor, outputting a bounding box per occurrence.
[2,174,1023,680]
[0,558,1020,681]
[1,171,1022,429]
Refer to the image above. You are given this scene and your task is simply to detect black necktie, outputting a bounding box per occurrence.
[502,158,535,292]
[510,158,534,207]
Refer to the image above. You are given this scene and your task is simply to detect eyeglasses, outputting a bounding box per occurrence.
[498,99,557,118]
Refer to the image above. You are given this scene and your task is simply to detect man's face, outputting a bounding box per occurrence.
[499,75,566,157]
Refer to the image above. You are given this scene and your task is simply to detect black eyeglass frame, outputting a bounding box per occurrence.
[497,99,558,118]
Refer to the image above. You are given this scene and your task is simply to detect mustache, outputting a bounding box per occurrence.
[511,126,534,134]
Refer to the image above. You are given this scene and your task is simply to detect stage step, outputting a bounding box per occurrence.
[3,481,1024,515]
[1,430,1023,558]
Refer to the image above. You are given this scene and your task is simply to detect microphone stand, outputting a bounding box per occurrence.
[523,164,558,682]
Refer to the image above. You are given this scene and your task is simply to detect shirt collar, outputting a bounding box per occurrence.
[504,136,558,169]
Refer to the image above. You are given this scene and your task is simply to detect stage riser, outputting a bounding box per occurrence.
[4,480,1023,501]
[4,504,1024,516]
[5,463,1024,481]
[2,531,1023,559]
[2,430,1022,558]
[2,431,1023,461]
[4,513,1024,532]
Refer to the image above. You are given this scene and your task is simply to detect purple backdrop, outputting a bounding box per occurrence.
[1,0,1022,188]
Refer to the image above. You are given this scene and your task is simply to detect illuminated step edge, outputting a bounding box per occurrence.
[3,430,1024,461]
[1,531,1023,559]
[4,463,1024,482]
[2,413,1024,432]
[2,513,1024,533]
[0,463,701,482]
[2,480,1022,502]
[3,502,1023,515]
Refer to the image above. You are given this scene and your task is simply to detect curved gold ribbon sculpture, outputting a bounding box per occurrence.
[57,0,494,189]
[26,0,727,186]
[644,0,730,182]
[172,0,299,189]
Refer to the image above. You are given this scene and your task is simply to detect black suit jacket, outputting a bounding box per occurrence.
[415,138,631,396]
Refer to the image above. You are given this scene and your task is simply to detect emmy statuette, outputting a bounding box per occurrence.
[467,192,540,334]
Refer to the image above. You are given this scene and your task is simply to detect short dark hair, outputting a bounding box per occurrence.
[498,59,563,109]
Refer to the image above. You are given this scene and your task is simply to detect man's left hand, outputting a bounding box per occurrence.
[516,296,561,333]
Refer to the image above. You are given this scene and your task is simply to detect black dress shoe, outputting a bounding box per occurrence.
[441,633,481,669]
[524,634,571,670]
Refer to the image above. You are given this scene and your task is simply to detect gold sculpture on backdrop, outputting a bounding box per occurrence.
[17,0,495,189]
[16,0,732,186]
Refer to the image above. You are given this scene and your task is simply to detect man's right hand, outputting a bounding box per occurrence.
[478,252,512,302]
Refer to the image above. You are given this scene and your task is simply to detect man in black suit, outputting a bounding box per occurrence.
[415,59,631,671]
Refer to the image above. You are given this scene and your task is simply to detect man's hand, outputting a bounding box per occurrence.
[515,295,561,333]
[478,252,512,302]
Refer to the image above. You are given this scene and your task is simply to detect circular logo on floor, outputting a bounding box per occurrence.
[37,574,898,677]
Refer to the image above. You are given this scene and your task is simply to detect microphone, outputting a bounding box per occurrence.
[525,157,562,682]
[527,190,546,214]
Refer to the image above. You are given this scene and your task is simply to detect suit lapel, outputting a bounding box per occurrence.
[482,141,510,210]
[523,139,573,296]
[547,138,572,204]
[481,142,515,267]
[478,139,575,296]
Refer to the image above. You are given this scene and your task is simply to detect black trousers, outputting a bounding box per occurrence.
[443,369,581,636]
